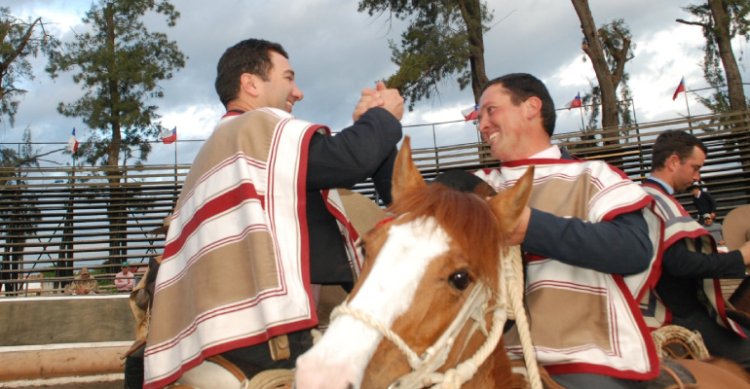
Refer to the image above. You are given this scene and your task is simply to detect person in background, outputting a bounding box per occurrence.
[701,213,725,246]
[641,129,750,372]
[114,263,135,292]
[473,73,661,387]
[66,267,98,295]
[689,182,717,223]
[143,38,403,388]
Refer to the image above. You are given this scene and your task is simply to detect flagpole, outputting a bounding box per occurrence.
[173,140,178,186]
[578,104,586,131]
[683,85,693,134]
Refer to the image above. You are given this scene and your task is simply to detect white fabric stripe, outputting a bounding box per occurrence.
[266,117,313,321]
[518,260,651,372]
[145,287,314,382]
[157,198,267,286]
[165,156,267,247]
[623,207,661,298]
[325,189,364,277]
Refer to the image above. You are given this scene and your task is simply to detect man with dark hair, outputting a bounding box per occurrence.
[689,182,717,222]
[474,73,662,387]
[642,129,750,371]
[144,38,403,388]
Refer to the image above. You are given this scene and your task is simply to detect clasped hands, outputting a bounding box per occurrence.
[352,81,404,122]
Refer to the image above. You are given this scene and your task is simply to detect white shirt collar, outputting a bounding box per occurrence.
[528,145,561,159]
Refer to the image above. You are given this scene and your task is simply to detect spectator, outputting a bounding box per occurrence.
[690,182,717,222]
[701,213,726,246]
[115,263,136,292]
[66,267,98,295]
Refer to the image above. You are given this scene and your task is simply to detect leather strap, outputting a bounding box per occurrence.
[268,334,291,361]
[206,354,248,383]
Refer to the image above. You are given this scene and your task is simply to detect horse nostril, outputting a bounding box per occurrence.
[347,383,354,389]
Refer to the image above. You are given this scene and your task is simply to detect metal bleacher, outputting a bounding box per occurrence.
[2,109,750,296]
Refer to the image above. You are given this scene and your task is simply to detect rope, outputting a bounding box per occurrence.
[331,304,423,369]
[502,245,542,389]
[330,242,542,389]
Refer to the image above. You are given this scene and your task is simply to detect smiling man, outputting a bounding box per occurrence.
[142,38,404,388]
[473,73,662,388]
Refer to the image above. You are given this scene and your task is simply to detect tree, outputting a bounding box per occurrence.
[571,1,634,132]
[358,0,493,109]
[46,0,186,168]
[578,21,636,137]
[0,128,41,294]
[46,0,185,268]
[0,7,59,126]
[677,0,749,113]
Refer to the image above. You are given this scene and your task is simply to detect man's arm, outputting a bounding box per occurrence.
[662,239,747,279]
[522,209,652,275]
[306,107,401,200]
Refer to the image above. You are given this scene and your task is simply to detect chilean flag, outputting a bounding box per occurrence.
[462,104,479,121]
[672,77,686,100]
[568,93,582,109]
[160,127,177,144]
[66,128,79,154]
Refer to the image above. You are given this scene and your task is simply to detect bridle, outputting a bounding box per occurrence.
[330,243,542,389]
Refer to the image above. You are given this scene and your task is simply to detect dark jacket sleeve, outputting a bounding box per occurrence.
[662,240,746,279]
[523,208,652,275]
[306,107,401,204]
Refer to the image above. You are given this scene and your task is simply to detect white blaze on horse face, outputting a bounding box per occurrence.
[295,218,450,389]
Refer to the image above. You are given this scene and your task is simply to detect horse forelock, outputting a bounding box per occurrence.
[389,183,503,290]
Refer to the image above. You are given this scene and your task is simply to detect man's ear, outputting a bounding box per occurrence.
[240,73,261,97]
[667,153,681,171]
[524,96,542,120]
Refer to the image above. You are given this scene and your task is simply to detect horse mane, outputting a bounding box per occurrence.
[389,182,502,289]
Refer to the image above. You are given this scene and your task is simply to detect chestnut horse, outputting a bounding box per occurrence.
[295,137,534,388]
[294,138,750,389]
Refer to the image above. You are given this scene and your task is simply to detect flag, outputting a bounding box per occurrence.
[672,77,686,101]
[66,128,79,154]
[462,104,479,121]
[160,127,177,144]
[568,93,582,109]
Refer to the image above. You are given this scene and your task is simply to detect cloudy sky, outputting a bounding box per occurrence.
[4,0,748,166]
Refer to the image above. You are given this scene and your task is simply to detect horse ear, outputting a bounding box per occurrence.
[392,136,426,202]
[489,165,535,235]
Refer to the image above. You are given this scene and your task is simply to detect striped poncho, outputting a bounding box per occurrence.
[143,108,365,388]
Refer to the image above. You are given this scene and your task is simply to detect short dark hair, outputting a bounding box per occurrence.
[650,130,708,171]
[480,73,557,136]
[214,38,289,107]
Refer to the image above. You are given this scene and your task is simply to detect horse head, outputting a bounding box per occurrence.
[295,137,533,389]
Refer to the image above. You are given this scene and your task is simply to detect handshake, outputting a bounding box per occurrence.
[352,81,404,122]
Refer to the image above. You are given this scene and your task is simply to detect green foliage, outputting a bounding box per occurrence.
[0,128,41,235]
[682,0,750,112]
[597,19,635,78]
[46,0,185,167]
[358,0,492,110]
[580,19,635,133]
[0,7,60,126]
[0,127,39,170]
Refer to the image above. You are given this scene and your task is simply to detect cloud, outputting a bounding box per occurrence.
[3,0,748,166]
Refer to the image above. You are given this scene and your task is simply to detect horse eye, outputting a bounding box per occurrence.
[448,270,471,290]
